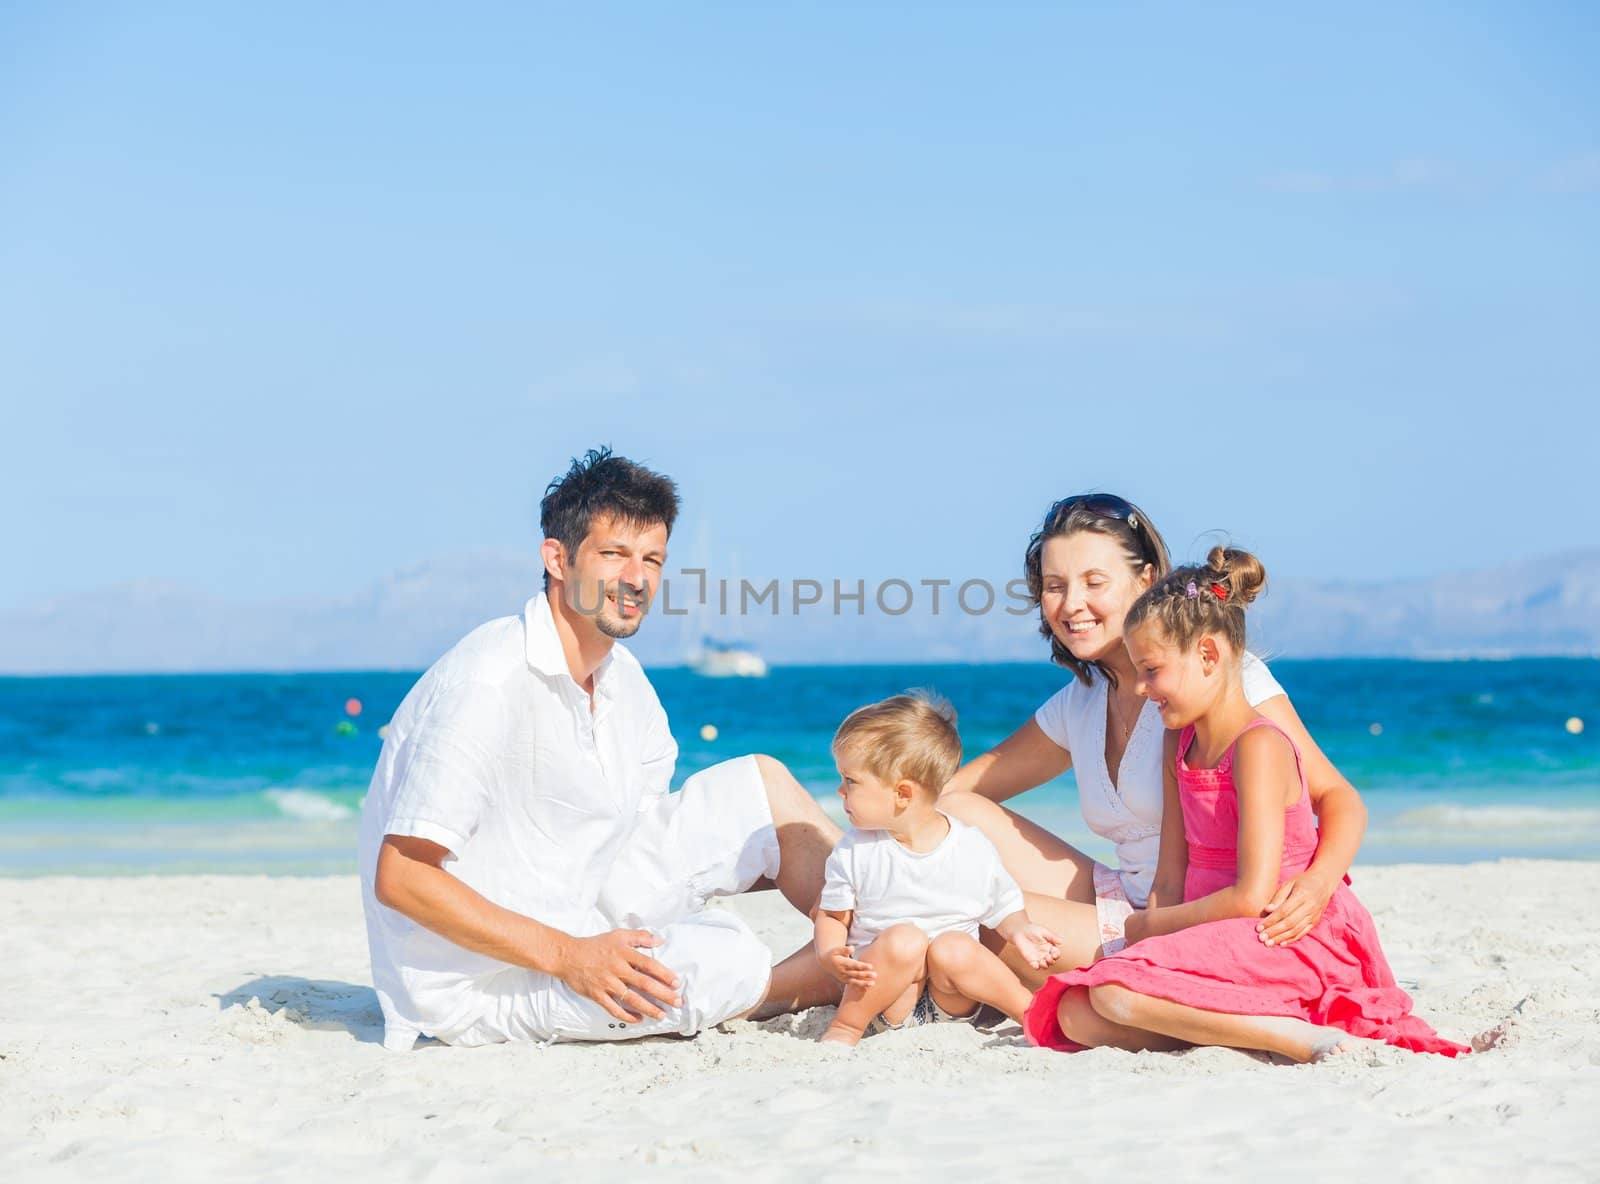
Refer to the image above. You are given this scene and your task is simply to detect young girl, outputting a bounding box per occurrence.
[1024,547,1469,1062]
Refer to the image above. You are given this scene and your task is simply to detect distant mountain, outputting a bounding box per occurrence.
[3,549,1597,674]
[1250,548,1600,660]
[0,554,544,675]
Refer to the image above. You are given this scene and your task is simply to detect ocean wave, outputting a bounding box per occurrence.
[1387,803,1600,834]
[264,789,354,823]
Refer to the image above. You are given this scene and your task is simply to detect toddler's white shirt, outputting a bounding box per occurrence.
[819,814,1025,948]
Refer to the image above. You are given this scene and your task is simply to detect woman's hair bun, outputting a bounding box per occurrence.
[1205,545,1267,606]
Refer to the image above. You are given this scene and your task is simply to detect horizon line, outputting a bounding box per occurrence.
[4,651,1599,680]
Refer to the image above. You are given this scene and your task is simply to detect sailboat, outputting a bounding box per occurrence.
[679,535,770,677]
[688,636,769,678]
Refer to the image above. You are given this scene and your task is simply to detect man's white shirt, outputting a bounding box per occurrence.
[818,815,1025,949]
[357,590,677,1050]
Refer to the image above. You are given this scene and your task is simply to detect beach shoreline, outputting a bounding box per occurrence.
[3,860,1597,1181]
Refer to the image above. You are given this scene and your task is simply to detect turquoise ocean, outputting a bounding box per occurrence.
[1,659,1596,876]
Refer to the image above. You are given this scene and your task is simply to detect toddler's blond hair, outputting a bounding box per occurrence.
[831,691,961,799]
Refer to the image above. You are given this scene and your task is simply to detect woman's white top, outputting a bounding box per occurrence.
[1032,653,1285,907]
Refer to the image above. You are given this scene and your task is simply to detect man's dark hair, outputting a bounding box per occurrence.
[540,447,679,587]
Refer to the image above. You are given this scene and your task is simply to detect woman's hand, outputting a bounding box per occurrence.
[1256,871,1336,946]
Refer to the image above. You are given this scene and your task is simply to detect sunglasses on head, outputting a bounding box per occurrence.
[1047,493,1140,529]
[1045,493,1156,560]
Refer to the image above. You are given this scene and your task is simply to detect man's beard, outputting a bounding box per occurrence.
[594,608,644,639]
[592,583,649,639]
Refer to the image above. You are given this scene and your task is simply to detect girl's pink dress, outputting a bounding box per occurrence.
[1024,717,1469,1057]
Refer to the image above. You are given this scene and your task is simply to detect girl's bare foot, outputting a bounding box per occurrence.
[1308,1028,1383,1062]
[1245,1016,1381,1063]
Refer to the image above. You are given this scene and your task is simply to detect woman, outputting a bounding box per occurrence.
[940,494,1368,983]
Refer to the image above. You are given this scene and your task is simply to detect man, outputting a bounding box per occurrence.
[359,447,842,1049]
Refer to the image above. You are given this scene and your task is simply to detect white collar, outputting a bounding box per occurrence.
[522,589,615,689]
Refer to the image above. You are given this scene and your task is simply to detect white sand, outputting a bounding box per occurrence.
[3,862,1597,1182]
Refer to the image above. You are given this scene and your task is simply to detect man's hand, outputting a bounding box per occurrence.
[1256,871,1336,946]
[560,929,682,1023]
[820,944,877,988]
[1007,923,1062,971]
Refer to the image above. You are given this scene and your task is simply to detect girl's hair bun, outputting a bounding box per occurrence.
[1205,545,1266,606]
[1125,541,1268,653]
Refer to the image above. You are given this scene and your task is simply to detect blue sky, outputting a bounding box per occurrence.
[3,2,1597,614]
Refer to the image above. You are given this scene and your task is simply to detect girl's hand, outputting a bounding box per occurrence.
[1010,923,1062,970]
[1122,909,1150,947]
[821,945,877,988]
[1256,871,1335,946]
[1146,880,1183,913]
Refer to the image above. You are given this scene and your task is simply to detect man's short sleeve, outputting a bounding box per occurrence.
[385,680,511,857]
[1033,684,1075,754]
[817,836,859,914]
[975,832,1026,929]
[1241,651,1286,708]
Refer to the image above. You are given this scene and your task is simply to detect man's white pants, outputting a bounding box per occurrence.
[437,755,780,1045]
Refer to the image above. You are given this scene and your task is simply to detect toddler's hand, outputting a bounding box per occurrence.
[1010,924,1062,971]
[821,945,877,988]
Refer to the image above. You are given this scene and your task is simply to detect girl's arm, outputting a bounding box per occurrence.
[1144,730,1188,911]
[1253,694,1368,945]
[940,717,1072,804]
[1128,728,1294,942]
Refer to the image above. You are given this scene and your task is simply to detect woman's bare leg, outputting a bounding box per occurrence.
[1087,984,1370,1063]
[924,932,1034,1025]
[939,792,1098,901]
[820,924,930,1047]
